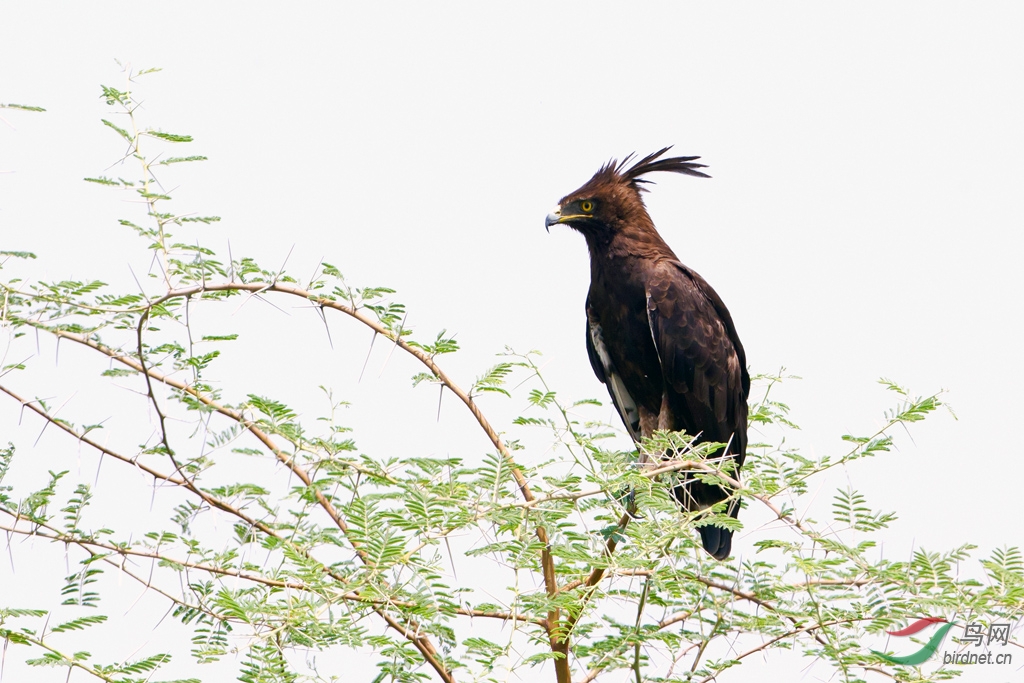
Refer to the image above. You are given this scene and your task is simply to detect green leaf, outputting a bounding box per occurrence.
[146,130,193,143]
[83,176,120,186]
[50,615,108,633]
[0,250,38,259]
[0,103,46,112]
[100,118,132,142]
[156,155,208,165]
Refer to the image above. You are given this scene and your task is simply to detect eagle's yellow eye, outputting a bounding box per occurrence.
[580,200,594,213]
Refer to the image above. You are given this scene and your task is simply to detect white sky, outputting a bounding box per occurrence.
[2,4,1023,683]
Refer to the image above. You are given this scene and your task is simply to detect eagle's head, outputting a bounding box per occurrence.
[545,147,709,240]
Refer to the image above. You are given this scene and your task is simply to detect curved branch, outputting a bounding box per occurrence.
[0,519,542,626]
[49,327,373,564]
[49,280,562,648]
[1,373,458,682]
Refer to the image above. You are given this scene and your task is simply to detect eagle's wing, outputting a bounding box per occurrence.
[644,260,749,464]
[585,295,641,442]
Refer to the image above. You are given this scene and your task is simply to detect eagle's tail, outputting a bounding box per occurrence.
[674,476,741,560]
[688,489,745,565]
[697,504,738,561]
[690,487,741,561]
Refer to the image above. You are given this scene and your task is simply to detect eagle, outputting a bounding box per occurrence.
[545,147,749,560]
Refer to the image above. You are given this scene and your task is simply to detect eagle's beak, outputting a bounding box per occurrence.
[545,206,562,233]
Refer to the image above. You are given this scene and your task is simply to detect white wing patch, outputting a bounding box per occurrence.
[644,291,664,369]
[589,320,640,441]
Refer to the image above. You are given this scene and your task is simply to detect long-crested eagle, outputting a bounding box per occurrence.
[545,147,749,560]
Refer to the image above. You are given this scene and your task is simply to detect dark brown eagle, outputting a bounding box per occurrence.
[545,147,749,560]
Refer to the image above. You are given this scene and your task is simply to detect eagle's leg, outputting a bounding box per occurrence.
[636,392,675,463]
[657,391,674,431]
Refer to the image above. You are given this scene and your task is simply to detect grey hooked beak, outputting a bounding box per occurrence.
[545,206,562,233]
